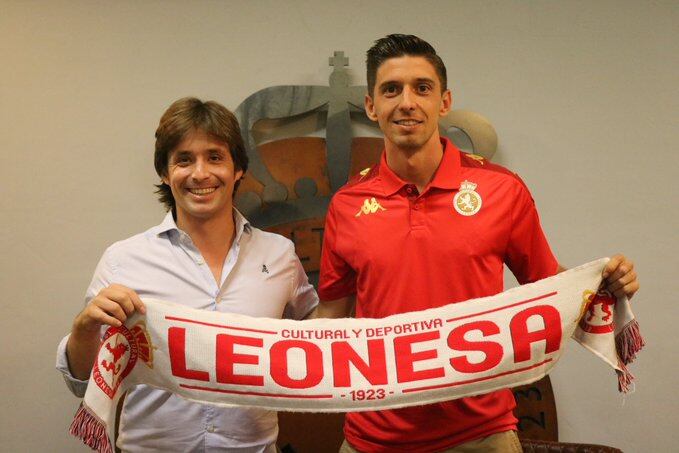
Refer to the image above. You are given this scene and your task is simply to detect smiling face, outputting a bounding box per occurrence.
[365,55,452,152]
[162,129,243,227]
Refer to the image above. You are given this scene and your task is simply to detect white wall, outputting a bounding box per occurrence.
[1,1,677,451]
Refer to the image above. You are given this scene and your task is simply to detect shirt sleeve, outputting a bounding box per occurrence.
[504,178,559,285]
[282,241,319,320]
[282,242,319,320]
[318,200,357,301]
[55,247,116,397]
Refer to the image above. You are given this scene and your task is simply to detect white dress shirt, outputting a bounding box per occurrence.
[57,210,318,452]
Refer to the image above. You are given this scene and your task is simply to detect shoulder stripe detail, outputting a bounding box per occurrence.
[460,152,521,180]
[344,164,379,188]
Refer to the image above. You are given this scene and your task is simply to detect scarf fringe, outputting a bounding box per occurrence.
[69,403,113,453]
[616,319,645,365]
[616,360,635,393]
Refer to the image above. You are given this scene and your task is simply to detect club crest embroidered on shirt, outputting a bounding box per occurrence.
[93,323,154,399]
[355,197,386,217]
[453,180,482,216]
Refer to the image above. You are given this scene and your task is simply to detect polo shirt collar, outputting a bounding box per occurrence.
[378,137,462,196]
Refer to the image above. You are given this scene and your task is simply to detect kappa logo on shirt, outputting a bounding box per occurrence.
[262,264,269,274]
[355,198,386,217]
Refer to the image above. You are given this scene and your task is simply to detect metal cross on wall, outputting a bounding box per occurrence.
[234,51,365,225]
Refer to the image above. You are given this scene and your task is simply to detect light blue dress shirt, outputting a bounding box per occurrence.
[57,210,318,452]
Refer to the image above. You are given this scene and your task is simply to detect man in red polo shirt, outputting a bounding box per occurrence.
[313,34,639,453]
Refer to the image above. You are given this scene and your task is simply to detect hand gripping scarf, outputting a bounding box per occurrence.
[70,258,644,453]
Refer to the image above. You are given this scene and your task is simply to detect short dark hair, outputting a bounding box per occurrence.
[366,34,447,96]
[153,97,249,211]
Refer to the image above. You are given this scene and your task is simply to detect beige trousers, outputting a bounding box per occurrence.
[339,430,523,453]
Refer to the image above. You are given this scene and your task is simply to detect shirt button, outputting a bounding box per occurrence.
[206,424,215,433]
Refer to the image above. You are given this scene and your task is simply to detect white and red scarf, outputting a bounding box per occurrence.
[70,258,644,453]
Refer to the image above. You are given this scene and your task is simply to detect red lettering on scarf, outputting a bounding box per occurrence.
[447,321,503,373]
[394,331,445,383]
[510,305,562,363]
[168,327,210,381]
[216,334,264,386]
[270,340,324,389]
[331,339,388,387]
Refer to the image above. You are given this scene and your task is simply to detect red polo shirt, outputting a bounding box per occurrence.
[319,137,558,452]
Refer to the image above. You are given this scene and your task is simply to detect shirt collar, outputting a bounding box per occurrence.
[153,208,252,242]
[232,208,252,241]
[378,136,462,196]
[154,211,179,235]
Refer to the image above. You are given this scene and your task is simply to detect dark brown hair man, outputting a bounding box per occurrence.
[57,97,318,452]
[313,34,639,453]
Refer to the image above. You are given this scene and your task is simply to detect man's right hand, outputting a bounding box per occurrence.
[67,284,146,380]
[72,284,146,334]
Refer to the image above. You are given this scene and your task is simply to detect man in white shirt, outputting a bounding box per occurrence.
[56,97,318,452]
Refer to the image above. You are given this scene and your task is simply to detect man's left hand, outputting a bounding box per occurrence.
[603,254,639,300]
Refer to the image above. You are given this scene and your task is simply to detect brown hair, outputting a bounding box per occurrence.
[366,34,447,96]
[154,97,249,211]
